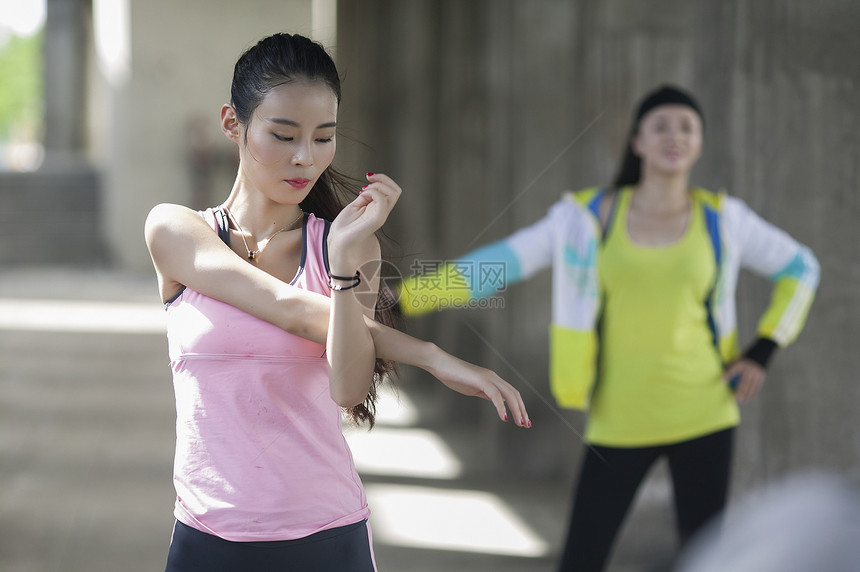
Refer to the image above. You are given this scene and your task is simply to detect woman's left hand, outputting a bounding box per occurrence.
[723,359,766,403]
[328,173,401,263]
[424,346,531,428]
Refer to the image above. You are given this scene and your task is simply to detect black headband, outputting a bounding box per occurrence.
[635,85,704,127]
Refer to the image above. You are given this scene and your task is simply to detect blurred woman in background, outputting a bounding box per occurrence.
[398,85,819,571]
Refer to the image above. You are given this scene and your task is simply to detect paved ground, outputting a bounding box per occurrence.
[0,268,677,572]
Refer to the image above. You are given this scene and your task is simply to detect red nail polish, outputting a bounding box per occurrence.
[361,185,368,191]
[504,413,508,422]
[520,418,526,426]
[366,172,374,177]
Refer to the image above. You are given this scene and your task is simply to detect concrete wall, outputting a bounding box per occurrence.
[335,0,860,490]
[0,170,106,265]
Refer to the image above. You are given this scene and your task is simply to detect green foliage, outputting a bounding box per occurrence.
[0,31,43,140]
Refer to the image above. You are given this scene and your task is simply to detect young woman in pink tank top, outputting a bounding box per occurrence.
[144,33,531,571]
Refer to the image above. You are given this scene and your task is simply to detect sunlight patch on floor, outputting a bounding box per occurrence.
[344,427,462,479]
[373,383,419,427]
[365,483,549,557]
[344,385,461,479]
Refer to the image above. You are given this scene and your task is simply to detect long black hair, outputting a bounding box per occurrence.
[612,85,705,188]
[230,32,397,427]
[612,140,642,189]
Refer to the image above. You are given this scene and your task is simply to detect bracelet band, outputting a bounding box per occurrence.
[329,271,360,282]
[328,271,361,291]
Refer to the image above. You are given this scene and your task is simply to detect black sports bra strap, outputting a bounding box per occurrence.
[320,217,331,276]
[212,207,231,245]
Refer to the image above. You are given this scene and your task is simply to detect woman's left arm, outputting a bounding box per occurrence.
[325,174,400,407]
[724,197,821,401]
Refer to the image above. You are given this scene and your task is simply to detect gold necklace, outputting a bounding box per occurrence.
[222,207,303,261]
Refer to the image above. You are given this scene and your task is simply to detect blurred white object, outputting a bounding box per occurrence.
[678,471,860,572]
[0,0,45,37]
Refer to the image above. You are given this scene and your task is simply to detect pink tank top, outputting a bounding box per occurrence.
[165,208,369,542]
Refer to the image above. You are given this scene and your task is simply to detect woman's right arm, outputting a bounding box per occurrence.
[397,202,558,316]
[143,203,530,426]
[144,203,330,343]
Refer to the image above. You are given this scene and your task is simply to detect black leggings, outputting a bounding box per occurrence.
[165,519,376,572]
[557,428,734,572]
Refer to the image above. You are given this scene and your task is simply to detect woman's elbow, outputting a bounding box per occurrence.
[276,296,323,339]
[329,383,370,409]
[328,365,374,408]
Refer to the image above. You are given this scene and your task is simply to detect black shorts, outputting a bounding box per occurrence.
[165,519,376,572]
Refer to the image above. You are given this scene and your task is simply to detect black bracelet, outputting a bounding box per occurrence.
[328,271,361,291]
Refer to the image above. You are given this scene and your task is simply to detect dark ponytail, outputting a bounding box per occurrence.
[231,33,396,427]
[612,139,641,188]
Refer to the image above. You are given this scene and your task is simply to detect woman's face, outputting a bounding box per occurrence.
[237,79,338,204]
[633,104,703,178]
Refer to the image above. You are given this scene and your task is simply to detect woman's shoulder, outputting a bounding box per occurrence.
[565,186,608,206]
[304,211,329,227]
[146,202,197,223]
[556,186,619,229]
[305,211,379,262]
[145,203,215,230]
[145,203,204,239]
[144,203,222,259]
[690,187,761,213]
[520,188,606,241]
[304,212,334,246]
[688,189,760,224]
[689,187,729,209]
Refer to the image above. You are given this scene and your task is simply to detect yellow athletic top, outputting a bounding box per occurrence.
[587,189,739,446]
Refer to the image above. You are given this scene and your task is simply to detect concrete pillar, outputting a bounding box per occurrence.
[41,0,89,170]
